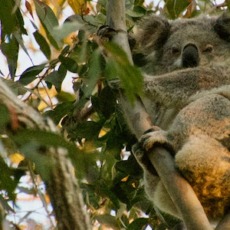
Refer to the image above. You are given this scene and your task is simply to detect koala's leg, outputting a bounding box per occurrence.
[171,222,186,230]
[132,129,181,220]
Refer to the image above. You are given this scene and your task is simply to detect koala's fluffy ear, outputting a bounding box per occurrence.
[214,12,230,42]
[135,15,170,54]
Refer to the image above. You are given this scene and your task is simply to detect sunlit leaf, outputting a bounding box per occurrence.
[25,0,33,18]
[9,153,24,165]
[67,0,87,14]
[95,214,119,229]
[34,0,61,49]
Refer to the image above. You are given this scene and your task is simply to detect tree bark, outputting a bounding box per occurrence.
[0,80,91,230]
[106,1,213,229]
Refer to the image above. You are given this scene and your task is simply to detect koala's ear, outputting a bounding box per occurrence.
[135,15,170,54]
[214,12,230,42]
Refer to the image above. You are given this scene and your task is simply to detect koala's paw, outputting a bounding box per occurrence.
[97,25,117,41]
[140,126,174,154]
[132,142,157,175]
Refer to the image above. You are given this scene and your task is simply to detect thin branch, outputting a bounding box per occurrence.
[106,0,212,229]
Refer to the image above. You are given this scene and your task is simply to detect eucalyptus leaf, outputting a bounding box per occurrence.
[83,49,102,97]
[127,218,149,230]
[45,64,67,92]
[52,21,83,42]
[19,64,46,85]
[34,0,61,49]
[1,37,19,79]
[105,42,143,103]
[33,30,51,59]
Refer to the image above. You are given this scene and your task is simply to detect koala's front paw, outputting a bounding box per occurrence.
[97,25,118,41]
[140,127,175,154]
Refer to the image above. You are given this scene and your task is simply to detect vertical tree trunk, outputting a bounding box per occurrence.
[106,1,212,229]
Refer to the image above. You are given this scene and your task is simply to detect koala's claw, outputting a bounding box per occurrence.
[132,142,157,174]
[97,25,117,40]
[139,129,175,155]
[143,125,162,134]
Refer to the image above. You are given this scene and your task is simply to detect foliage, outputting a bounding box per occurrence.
[0,0,228,229]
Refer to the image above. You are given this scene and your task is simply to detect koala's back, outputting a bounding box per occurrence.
[170,93,230,219]
[135,13,230,223]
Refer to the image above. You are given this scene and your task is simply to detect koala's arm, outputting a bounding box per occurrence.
[144,65,230,108]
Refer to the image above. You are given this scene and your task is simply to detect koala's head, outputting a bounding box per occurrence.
[135,12,230,74]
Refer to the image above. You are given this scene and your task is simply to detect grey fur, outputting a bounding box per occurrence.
[133,12,230,224]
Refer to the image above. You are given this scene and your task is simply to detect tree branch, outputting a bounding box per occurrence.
[106,1,212,229]
[0,79,91,230]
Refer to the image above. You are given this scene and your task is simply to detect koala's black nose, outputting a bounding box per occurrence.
[182,44,199,68]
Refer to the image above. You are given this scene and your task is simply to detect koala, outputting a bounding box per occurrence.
[132,13,230,226]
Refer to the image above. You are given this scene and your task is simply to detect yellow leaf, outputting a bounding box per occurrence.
[58,0,66,6]
[121,176,129,182]
[9,153,24,164]
[67,0,87,14]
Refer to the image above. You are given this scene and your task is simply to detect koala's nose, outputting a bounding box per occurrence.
[182,44,199,68]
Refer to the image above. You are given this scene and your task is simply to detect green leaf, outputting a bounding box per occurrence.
[13,30,32,62]
[1,78,28,95]
[34,0,61,49]
[59,56,78,73]
[0,157,17,200]
[12,129,77,158]
[0,105,10,130]
[52,21,83,42]
[126,6,146,18]
[105,42,143,103]
[0,0,26,35]
[33,30,51,59]
[45,64,67,92]
[19,64,46,85]
[165,0,190,19]
[44,101,73,124]
[83,49,102,97]
[0,0,16,34]
[68,121,103,141]
[95,214,120,229]
[1,37,19,79]
[91,86,116,119]
[127,218,149,230]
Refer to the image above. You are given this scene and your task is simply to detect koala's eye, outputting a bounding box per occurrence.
[203,44,213,53]
[171,46,180,55]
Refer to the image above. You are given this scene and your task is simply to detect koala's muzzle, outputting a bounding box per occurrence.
[182,44,199,68]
